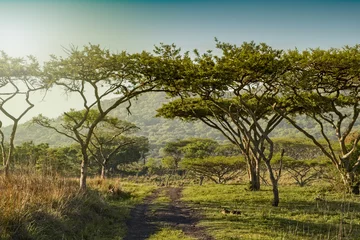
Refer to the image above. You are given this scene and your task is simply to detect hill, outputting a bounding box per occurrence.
[2,92,227,147]
[3,92,355,148]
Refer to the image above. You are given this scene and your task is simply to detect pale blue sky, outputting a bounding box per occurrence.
[0,0,359,125]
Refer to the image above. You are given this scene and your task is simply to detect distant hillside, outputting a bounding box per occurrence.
[4,92,358,148]
[3,92,227,147]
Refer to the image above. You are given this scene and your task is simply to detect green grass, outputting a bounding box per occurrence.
[182,184,360,240]
[152,188,171,204]
[148,228,196,240]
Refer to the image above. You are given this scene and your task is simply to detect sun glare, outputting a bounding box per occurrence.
[0,23,41,58]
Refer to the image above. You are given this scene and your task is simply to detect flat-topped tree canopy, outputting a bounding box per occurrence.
[156,40,288,206]
[34,44,182,190]
[277,45,360,193]
[0,51,43,177]
[156,94,280,122]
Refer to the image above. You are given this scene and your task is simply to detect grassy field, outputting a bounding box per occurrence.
[2,174,360,240]
[182,184,360,240]
[0,174,156,239]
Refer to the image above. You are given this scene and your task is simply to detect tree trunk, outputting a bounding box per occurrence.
[1,147,5,166]
[264,160,280,207]
[4,161,9,178]
[271,182,280,207]
[199,175,204,186]
[340,171,359,195]
[79,152,89,191]
[249,163,261,191]
[100,165,106,180]
[3,122,18,178]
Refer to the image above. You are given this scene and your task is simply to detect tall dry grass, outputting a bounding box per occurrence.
[0,173,79,238]
[0,173,156,239]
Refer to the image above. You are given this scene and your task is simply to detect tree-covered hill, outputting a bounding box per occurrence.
[3,92,358,148]
[2,92,227,147]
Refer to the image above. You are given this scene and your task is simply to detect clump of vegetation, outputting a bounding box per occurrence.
[0,173,155,239]
[181,156,246,184]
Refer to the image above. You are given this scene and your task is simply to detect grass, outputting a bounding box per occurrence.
[3,172,360,239]
[181,184,360,240]
[0,174,156,239]
[147,228,196,240]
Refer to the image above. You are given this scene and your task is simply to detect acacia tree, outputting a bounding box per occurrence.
[87,118,138,179]
[0,52,42,177]
[278,46,360,193]
[181,156,246,184]
[160,139,191,171]
[160,138,218,170]
[34,45,165,190]
[106,136,149,171]
[157,41,288,206]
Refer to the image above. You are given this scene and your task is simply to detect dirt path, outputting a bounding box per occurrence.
[123,187,214,240]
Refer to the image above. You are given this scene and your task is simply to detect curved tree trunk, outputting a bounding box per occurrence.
[4,121,18,178]
[264,160,280,207]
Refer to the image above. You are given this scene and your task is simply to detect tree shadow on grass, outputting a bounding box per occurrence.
[184,194,360,239]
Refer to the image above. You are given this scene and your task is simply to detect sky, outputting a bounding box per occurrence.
[0,0,359,126]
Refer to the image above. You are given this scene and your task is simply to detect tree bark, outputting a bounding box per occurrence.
[101,165,106,180]
[249,162,261,191]
[4,162,9,178]
[264,160,280,207]
[3,121,18,178]
[79,154,88,191]
[340,170,359,194]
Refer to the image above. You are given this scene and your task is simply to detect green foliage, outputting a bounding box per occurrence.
[106,136,149,173]
[12,141,80,176]
[145,157,162,175]
[37,145,79,176]
[181,156,246,184]
[159,138,235,174]
[161,156,177,170]
[279,46,360,190]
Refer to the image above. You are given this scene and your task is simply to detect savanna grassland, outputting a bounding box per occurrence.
[182,184,360,240]
[0,174,155,239]
[1,172,360,239]
[1,38,360,240]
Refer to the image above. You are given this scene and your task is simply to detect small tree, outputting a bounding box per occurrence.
[106,136,149,175]
[37,145,79,176]
[181,156,246,184]
[87,118,138,179]
[13,141,49,172]
[160,138,221,185]
[282,157,330,187]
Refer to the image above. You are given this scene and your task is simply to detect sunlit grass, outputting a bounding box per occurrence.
[182,184,360,240]
[148,228,196,240]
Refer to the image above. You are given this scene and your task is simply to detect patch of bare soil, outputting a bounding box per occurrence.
[123,187,214,240]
